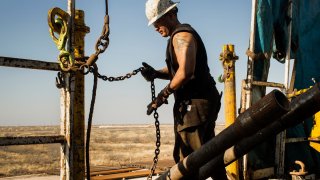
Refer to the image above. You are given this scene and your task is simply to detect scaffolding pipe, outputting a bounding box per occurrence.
[67,0,75,51]
[246,0,258,108]
[0,56,59,71]
[284,0,293,91]
[220,44,239,179]
[198,83,320,180]
[58,1,89,178]
[0,136,65,146]
[156,89,289,180]
[276,1,294,177]
[243,0,258,177]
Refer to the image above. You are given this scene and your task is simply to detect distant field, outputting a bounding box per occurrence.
[0,124,225,177]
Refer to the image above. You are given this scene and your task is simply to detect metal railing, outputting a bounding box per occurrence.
[0,55,85,180]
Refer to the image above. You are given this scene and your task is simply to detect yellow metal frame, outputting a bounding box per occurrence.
[220,44,239,179]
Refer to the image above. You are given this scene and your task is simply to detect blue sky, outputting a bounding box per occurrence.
[0,1,285,126]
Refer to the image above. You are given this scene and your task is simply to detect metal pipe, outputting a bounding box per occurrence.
[69,9,88,180]
[244,1,258,177]
[0,135,65,146]
[198,83,320,180]
[246,0,258,109]
[156,90,289,180]
[0,56,60,71]
[221,44,239,178]
[252,80,285,89]
[284,0,293,91]
[240,80,247,114]
[67,0,75,51]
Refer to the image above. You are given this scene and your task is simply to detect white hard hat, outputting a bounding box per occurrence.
[145,0,179,26]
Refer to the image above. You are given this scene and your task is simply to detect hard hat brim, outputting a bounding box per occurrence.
[148,2,179,26]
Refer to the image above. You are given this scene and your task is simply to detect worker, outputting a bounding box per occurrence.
[141,0,227,179]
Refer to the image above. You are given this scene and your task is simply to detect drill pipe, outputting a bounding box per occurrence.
[156,89,289,180]
[198,83,320,180]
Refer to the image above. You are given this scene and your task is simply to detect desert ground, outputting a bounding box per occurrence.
[0,124,225,178]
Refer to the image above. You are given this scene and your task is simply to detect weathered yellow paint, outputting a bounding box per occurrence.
[310,112,320,152]
[221,44,239,179]
[287,86,312,99]
[69,10,89,180]
[48,7,75,71]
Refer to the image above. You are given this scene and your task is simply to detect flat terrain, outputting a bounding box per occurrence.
[0,124,225,178]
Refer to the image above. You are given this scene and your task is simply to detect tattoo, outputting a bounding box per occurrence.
[175,34,192,52]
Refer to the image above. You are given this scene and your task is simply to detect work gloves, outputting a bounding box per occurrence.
[141,62,174,115]
[147,84,175,115]
[141,62,159,82]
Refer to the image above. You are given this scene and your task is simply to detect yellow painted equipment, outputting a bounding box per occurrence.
[310,112,320,152]
[287,86,320,153]
[71,10,90,180]
[220,44,239,179]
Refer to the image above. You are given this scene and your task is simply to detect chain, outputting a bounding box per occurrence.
[87,66,144,81]
[85,65,161,180]
[147,81,161,180]
[84,2,110,68]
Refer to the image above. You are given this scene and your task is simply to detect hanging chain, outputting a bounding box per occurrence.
[87,66,144,81]
[82,0,110,68]
[85,66,161,180]
[50,1,161,179]
[147,81,161,180]
[86,67,161,179]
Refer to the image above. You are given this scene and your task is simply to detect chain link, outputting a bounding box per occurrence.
[84,14,110,67]
[87,66,144,81]
[147,81,161,180]
[86,66,161,179]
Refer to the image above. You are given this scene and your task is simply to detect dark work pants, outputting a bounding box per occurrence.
[173,120,228,180]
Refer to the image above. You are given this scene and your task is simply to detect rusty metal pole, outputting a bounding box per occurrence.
[243,0,257,178]
[60,9,89,180]
[69,10,89,180]
[220,44,239,179]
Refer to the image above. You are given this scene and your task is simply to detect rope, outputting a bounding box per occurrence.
[86,64,98,180]
[85,1,108,178]
[105,0,108,15]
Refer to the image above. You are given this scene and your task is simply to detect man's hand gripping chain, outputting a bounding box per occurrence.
[147,84,175,115]
[141,62,159,82]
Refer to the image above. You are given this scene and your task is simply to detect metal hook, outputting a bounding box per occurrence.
[55,72,65,89]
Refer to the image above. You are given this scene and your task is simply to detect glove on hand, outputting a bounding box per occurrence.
[141,62,158,82]
[147,84,175,115]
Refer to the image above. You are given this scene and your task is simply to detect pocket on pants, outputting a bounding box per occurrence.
[177,99,211,132]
